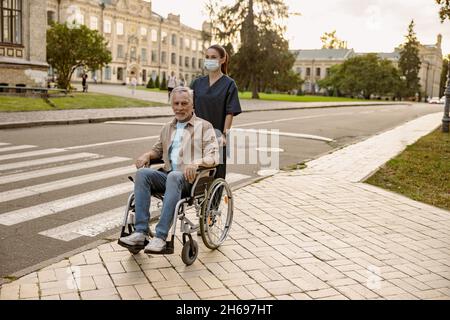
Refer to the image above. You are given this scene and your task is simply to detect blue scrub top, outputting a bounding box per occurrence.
[191,75,242,133]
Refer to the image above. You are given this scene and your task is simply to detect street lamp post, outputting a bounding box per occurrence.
[99,1,105,84]
[442,60,450,133]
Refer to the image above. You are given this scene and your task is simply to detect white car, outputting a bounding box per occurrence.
[439,96,447,104]
[428,97,441,104]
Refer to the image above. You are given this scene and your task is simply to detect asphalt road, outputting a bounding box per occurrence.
[0,103,444,279]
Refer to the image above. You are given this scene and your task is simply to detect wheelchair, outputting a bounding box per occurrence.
[118,161,233,265]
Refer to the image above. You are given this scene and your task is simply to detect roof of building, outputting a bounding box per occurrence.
[354,51,401,60]
[291,48,355,60]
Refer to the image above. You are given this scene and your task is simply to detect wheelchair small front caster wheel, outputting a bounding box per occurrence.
[181,240,198,266]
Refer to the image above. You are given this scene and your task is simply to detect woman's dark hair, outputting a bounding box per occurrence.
[208,44,229,75]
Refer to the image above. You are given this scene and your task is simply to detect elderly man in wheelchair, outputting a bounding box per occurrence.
[118,86,233,265]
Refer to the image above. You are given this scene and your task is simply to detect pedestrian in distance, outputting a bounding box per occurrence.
[167,71,177,102]
[82,73,88,93]
[130,74,137,95]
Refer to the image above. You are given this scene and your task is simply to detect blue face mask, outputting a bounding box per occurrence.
[204,59,220,71]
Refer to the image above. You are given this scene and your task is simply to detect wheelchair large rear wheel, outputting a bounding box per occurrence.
[200,178,233,249]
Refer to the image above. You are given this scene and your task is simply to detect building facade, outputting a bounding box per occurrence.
[46,0,211,85]
[0,0,48,88]
[292,34,443,98]
[291,48,355,93]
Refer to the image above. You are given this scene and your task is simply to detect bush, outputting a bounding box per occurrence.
[154,76,160,89]
[146,78,154,89]
[160,74,167,90]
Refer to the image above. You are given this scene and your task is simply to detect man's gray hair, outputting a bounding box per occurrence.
[170,86,194,105]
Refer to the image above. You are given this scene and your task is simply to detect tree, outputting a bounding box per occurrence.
[318,54,403,99]
[206,0,295,98]
[155,76,160,89]
[440,55,450,97]
[398,20,422,98]
[146,77,155,89]
[436,0,450,22]
[320,30,347,49]
[47,22,112,90]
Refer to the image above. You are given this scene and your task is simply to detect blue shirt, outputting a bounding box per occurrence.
[169,121,187,171]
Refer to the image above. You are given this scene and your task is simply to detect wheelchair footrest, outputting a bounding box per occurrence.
[117,239,148,252]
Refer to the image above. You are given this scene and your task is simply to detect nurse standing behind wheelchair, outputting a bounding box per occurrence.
[190,44,242,179]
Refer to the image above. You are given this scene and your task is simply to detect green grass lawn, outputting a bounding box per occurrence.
[138,87,367,102]
[0,92,163,112]
[238,92,367,102]
[366,129,450,211]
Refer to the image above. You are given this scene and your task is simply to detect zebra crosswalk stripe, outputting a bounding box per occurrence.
[0,152,99,171]
[38,207,125,241]
[0,165,136,203]
[0,182,132,226]
[0,145,36,153]
[0,148,66,161]
[0,156,130,185]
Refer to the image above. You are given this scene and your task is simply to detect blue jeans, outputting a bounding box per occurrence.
[134,168,190,240]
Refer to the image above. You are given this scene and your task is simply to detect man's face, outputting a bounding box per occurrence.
[172,91,193,122]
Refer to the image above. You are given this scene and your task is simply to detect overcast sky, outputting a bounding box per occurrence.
[149,0,450,55]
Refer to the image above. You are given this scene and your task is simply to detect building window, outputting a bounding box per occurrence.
[192,39,197,51]
[198,41,203,52]
[140,26,147,36]
[180,37,183,49]
[316,67,321,77]
[185,57,189,67]
[151,29,157,42]
[117,67,123,81]
[47,10,55,25]
[326,68,330,76]
[104,20,111,33]
[105,66,111,80]
[306,67,311,76]
[90,16,98,30]
[130,46,136,60]
[198,58,203,69]
[185,38,190,49]
[161,31,167,44]
[192,57,196,69]
[1,0,22,44]
[117,44,124,59]
[141,48,147,63]
[171,52,176,65]
[151,50,157,63]
[116,22,124,35]
[161,51,167,64]
[171,34,177,46]
[179,55,183,66]
[296,67,301,75]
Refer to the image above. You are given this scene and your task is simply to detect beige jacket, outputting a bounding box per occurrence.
[151,114,219,172]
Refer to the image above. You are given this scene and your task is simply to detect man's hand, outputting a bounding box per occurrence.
[135,153,150,169]
[184,164,198,183]
[221,133,227,146]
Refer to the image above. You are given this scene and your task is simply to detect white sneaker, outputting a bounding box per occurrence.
[144,237,166,253]
[119,232,147,246]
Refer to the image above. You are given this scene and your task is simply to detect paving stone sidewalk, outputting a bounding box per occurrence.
[1,112,448,300]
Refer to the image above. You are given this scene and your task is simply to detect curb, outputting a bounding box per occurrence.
[0,103,411,129]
